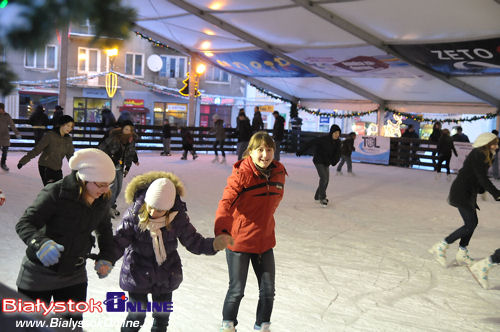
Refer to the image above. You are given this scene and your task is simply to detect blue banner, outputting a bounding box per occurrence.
[351,136,390,165]
[203,50,316,77]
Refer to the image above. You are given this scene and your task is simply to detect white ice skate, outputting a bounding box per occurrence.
[468,257,493,289]
[220,321,236,332]
[220,157,226,164]
[348,172,355,177]
[456,247,474,266]
[212,156,220,163]
[320,198,328,207]
[336,171,343,176]
[428,240,449,267]
[254,322,271,331]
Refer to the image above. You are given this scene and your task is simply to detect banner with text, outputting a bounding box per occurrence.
[450,142,473,172]
[351,136,390,165]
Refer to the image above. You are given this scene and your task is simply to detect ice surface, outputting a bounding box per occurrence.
[1,151,499,332]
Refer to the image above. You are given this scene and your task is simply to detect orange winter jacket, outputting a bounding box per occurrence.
[215,156,286,254]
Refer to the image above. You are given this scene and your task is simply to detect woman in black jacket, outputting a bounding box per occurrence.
[297,124,341,207]
[434,129,457,180]
[429,133,500,268]
[15,148,116,323]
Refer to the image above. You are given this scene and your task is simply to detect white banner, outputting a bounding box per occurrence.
[450,142,473,172]
[351,136,391,165]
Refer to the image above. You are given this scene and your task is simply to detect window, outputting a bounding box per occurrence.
[77,47,100,73]
[159,55,188,78]
[70,19,96,36]
[24,45,57,70]
[204,65,230,83]
[125,53,143,76]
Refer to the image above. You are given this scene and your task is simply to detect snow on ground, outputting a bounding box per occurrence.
[1,151,500,332]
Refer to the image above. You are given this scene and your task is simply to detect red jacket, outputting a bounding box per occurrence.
[215,156,286,254]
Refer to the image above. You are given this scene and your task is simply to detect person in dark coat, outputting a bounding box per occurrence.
[435,129,458,179]
[336,132,356,175]
[161,118,172,156]
[429,121,442,167]
[17,115,75,186]
[99,122,139,217]
[0,102,21,171]
[401,124,420,167]
[452,126,470,143]
[235,112,252,160]
[272,111,285,161]
[51,105,64,127]
[112,172,231,332]
[210,114,226,163]
[296,124,341,207]
[429,133,500,268]
[15,148,116,323]
[29,104,50,145]
[180,127,197,160]
[251,107,264,133]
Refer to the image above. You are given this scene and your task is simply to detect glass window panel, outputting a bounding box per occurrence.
[222,71,229,82]
[78,49,86,71]
[125,54,133,75]
[25,51,35,67]
[169,58,176,77]
[178,58,185,78]
[35,49,44,68]
[89,50,98,72]
[46,46,56,69]
[134,54,142,76]
[160,57,167,77]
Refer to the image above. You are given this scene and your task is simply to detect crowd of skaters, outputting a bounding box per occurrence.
[1,103,500,331]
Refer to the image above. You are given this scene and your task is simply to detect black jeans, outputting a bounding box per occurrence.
[314,163,329,200]
[1,145,8,165]
[38,165,63,186]
[435,155,451,174]
[213,139,225,157]
[122,292,172,332]
[222,249,275,327]
[18,282,87,321]
[445,206,478,247]
[336,155,352,173]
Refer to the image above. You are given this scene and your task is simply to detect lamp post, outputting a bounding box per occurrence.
[105,48,118,98]
[187,56,206,126]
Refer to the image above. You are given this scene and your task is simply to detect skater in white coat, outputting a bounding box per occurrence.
[429,132,500,267]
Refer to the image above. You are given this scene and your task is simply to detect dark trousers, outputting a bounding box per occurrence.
[1,145,7,165]
[445,206,478,247]
[38,165,63,186]
[491,249,500,264]
[214,140,225,157]
[435,154,451,174]
[222,249,275,327]
[314,163,329,200]
[274,140,282,161]
[18,282,87,321]
[122,292,172,332]
[336,155,352,173]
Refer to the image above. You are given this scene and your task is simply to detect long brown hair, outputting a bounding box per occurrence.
[243,131,276,158]
[76,173,112,205]
[479,137,499,166]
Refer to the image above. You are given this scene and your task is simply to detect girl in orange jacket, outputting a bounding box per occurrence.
[215,131,286,332]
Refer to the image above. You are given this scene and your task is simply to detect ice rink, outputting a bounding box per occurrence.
[1,151,500,332]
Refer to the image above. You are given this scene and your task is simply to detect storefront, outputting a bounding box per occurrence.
[73,89,111,123]
[18,90,58,119]
[153,102,188,127]
[119,99,149,125]
[200,96,234,128]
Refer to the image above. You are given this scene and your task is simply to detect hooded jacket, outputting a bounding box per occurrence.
[99,127,138,171]
[448,148,500,209]
[19,130,74,171]
[215,157,286,254]
[112,171,216,294]
[299,125,341,166]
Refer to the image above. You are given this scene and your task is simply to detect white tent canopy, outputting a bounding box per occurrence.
[126,0,500,113]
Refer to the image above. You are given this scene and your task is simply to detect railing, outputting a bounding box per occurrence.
[10,120,438,166]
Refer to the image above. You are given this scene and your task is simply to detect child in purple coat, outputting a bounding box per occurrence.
[112,171,232,331]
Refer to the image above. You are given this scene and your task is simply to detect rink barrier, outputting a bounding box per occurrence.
[9,120,438,166]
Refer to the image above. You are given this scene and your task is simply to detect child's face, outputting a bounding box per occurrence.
[331,131,340,140]
[250,143,274,168]
[149,208,167,219]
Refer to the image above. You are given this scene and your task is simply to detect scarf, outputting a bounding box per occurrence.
[146,211,178,266]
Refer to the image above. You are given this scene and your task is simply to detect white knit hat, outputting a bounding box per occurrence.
[69,148,116,183]
[145,178,176,211]
[472,132,498,148]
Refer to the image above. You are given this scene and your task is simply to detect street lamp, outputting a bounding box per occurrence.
[105,48,118,98]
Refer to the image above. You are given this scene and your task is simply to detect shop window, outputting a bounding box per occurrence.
[154,102,187,127]
[24,45,57,70]
[126,53,143,76]
[73,97,111,123]
[204,65,230,83]
[78,47,100,73]
[159,55,187,78]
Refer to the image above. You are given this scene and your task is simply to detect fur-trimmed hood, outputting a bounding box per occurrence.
[124,171,185,204]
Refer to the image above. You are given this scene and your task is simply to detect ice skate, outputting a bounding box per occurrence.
[319,198,328,207]
[336,171,343,176]
[1,163,9,171]
[160,152,166,156]
[456,247,474,266]
[220,157,226,164]
[446,174,452,182]
[468,257,493,289]
[193,154,198,160]
[254,322,271,331]
[212,156,220,163]
[428,240,449,267]
[220,320,236,332]
[348,172,355,177]
[434,172,441,180]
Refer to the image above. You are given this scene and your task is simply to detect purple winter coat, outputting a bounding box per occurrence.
[112,191,216,294]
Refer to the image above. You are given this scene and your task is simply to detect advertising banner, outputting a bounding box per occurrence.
[450,142,473,172]
[203,49,316,77]
[391,38,500,76]
[351,136,390,165]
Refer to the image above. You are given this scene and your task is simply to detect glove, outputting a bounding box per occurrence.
[213,234,234,251]
[17,163,22,169]
[95,260,113,279]
[36,240,64,267]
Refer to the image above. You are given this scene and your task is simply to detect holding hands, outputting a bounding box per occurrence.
[213,234,234,251]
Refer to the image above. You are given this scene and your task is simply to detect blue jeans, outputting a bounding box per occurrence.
[122,292,172,332]
[223,249,275,327]
[336,155,352,173]
[111,167,124,207]
[445,206,478,247]
[314,163,329,200]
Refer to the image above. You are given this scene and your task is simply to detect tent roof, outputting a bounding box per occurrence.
[126,0,500,113]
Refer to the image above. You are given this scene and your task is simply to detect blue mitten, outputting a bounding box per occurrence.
[95,260,113,279]
[36,240,64,267]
